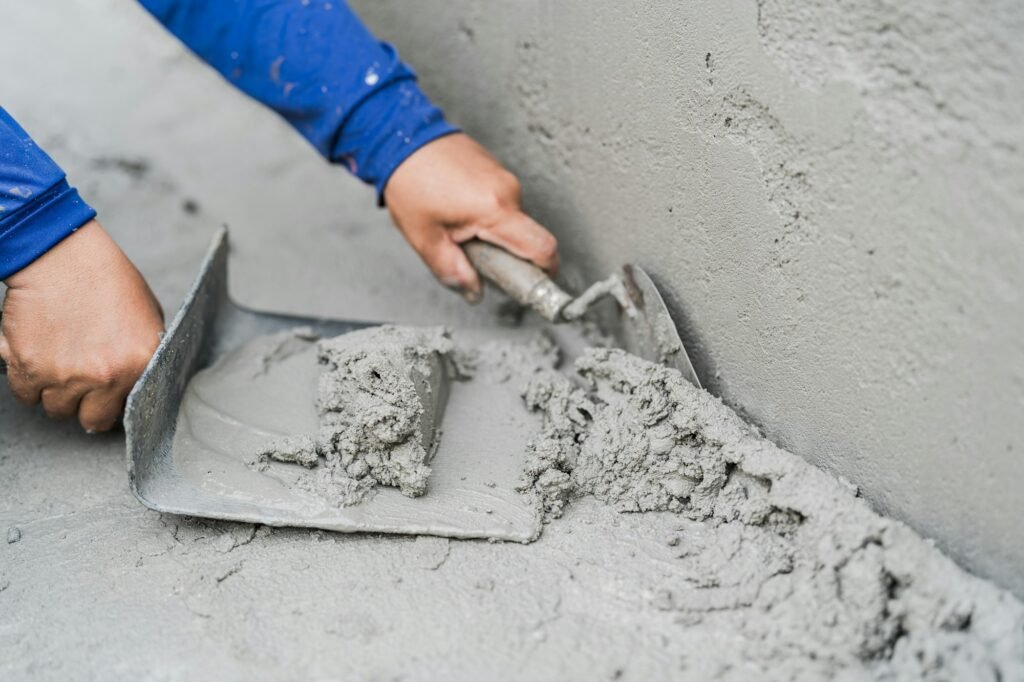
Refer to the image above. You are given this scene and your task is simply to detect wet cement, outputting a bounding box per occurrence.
[170,325,578,541]
[353,0,1024,597]
[519,347,1024,676]
[311,325,452,502]
[3,4,1024,678]
[171,321,1024,679]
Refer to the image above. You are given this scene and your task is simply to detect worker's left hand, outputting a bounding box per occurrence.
[383,133,559,303]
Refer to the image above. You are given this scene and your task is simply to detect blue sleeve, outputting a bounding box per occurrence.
[138,0,458,202]
[0,108,97,280]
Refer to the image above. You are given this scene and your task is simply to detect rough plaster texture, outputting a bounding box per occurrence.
[314,325,453,501]
[3,2,1024,678]
[350,0,1024,595]
[519,348,1024,678]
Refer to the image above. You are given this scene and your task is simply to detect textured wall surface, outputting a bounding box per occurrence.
[352,0,1024,594]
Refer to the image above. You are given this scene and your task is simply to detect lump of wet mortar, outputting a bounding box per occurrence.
[313,325,453,502]
[519,347,743,518]
[253,435,319,471]
[519,348,1024,676]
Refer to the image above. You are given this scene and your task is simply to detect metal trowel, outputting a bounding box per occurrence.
[464,241,701,388]
[113,228,698,542]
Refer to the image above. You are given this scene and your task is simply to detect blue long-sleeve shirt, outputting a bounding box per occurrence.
[0,0,456,280]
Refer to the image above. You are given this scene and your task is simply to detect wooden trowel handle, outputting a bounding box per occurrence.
[463,240,572,322]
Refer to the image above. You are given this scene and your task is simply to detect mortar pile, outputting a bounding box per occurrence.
[518,347,1024,678]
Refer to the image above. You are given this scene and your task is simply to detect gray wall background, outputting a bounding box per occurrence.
[351,0,1024,594]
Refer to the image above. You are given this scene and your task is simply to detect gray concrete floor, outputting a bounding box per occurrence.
[3,3,1022,681]
[0,3,693,680]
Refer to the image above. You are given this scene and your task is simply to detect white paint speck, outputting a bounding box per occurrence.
[230,51,239,60]
[364,68,379,86]
[9,186,32,199]
[320,85,328,94]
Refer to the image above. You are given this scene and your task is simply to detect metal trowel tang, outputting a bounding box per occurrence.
[464,240,701,388]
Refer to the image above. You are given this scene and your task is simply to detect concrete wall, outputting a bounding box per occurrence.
[351,0,1024,594]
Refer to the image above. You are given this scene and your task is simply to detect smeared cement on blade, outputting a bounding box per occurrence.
[170,326,556,541]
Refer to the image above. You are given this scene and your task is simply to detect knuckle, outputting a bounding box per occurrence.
[91,343,156,388]
[51,362,77,387]
[12,348,40,374]
[482,173,521,213]
[11,389,39,407]
[90,362,120,389]
[5,370,40,405]
[498,170,521,198]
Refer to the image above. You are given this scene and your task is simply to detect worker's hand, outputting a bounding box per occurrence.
[0,220,164,432]
[383,133,559,302]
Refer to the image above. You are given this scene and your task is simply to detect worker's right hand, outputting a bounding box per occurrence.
[383,133,559,303]
[0,220,164,432]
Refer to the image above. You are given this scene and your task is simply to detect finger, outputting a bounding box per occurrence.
[77,387,127,433]
[408,223,483,302]
[454,211,560,275]
[1,338,43,406]
[41,384,88,420]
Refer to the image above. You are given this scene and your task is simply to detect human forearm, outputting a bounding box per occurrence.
[0,109,163,432]
[0,107,97,279]
[138,0,458,198]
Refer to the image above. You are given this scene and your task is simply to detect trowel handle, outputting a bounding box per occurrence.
[463,240,572,322]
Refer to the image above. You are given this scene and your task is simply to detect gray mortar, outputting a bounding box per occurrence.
[353,0,1024,598]
[249,326,561,510]
[315,325,452,501]
[219,325,1024,676]
[255,325,454,505]
[4,3,1024,679]
[253,435,319,470]
[522,349,747,517]
[453,329,562,384]
[519,347,1024,676]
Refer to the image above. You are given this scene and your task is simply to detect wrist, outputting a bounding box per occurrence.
[5,219,103,289]
[1,180,97,283]
[329,77,459,205]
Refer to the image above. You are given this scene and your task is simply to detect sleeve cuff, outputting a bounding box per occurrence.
[328,75,460,205]
[0,179,97,280]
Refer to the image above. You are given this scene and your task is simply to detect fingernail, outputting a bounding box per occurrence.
[440,277,461,290]
[463,288,482,304]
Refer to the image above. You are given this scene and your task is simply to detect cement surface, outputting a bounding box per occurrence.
[521,348,1024,676]
[2,1,1024,680]
[314,325,453,501]
[350,0,1024,595]
[171,326,547,542]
